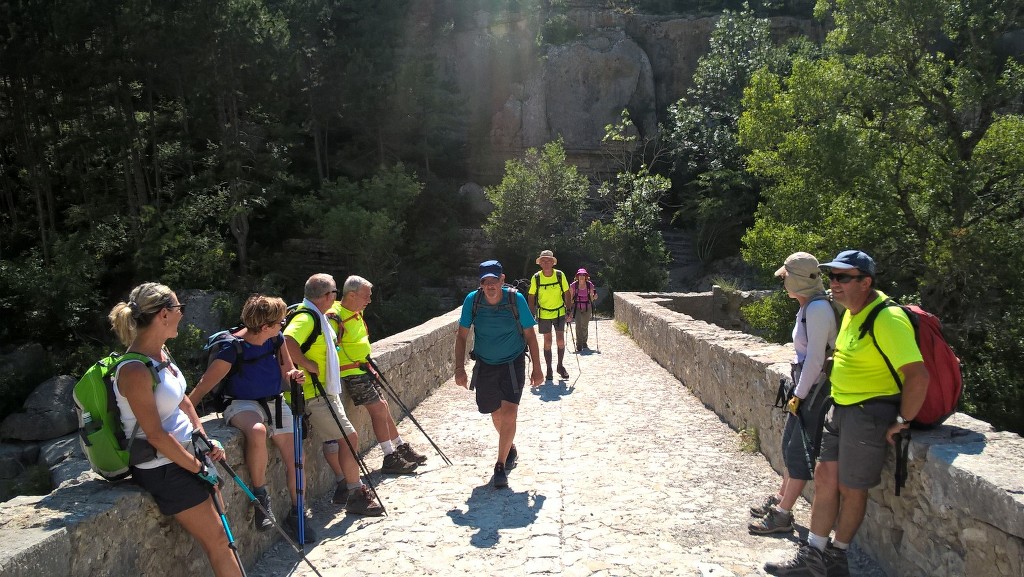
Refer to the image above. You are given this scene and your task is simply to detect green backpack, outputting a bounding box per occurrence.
[73,352,161,481]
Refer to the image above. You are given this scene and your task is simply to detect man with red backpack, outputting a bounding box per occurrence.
[567,268,597,352]
[765,250,929,577]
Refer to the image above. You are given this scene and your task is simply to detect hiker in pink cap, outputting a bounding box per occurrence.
[567,268,597,352]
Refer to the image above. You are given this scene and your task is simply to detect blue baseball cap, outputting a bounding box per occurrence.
[820,250,876,276]
[479,260,503,280]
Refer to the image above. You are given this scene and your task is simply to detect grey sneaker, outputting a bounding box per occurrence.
[253,486,275,532]
[332,482,349,504]
[504,444,518,470]
[492,462,508,488]
[764,544,827,576]
[345,485,385,517]
[824,543,850,577]
[381,452,418,474]
[750,493,781,517]
[748,507,794,534]
[396,442,427,464]
[284,509,317,544]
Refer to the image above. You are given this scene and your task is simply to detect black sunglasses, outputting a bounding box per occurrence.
[165,303,186,312]
[828,272,868,284]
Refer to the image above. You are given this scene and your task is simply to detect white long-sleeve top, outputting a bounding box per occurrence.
[792,298,839,399]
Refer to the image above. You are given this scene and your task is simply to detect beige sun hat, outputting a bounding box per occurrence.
[536,249,557,265]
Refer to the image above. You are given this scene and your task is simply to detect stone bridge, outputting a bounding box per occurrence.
[0,293,1020,577]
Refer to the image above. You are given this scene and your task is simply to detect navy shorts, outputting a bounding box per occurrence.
[470,352,526,414]
[132,462,211,516]
[781,413,814,480]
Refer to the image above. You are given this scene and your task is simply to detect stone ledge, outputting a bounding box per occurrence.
[614,291,1024,577]
[0,309,463,577]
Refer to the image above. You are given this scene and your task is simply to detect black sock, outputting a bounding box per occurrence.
[544,350,552,373]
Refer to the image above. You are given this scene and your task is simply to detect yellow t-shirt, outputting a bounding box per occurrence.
[529,269,570,319]
[831,291,923,406]
[331,302,371,377]
[282,304,338,401]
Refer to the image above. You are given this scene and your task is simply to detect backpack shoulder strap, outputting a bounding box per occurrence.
[859,299,903,387]
[285,308,321,353]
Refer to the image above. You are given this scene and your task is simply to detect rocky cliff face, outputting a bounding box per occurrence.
[427,6,824,182]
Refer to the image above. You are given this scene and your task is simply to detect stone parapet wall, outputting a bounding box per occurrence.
[0,309,464,577]
[614,292,1024,577]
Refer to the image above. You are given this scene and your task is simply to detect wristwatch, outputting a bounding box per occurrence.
[896,415,908,425]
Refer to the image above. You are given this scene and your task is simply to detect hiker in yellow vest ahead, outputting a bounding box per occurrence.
[332,275,427,475]
[527,249,572,381]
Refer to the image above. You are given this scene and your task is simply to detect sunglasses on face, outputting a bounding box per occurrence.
[165,303,186,313]
[828,272,868,284]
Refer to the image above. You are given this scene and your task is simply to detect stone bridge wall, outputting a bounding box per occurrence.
[0,310,466,577]
[614,292,1024,577]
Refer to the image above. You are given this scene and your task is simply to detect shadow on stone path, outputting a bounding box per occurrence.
[249,318,887,577]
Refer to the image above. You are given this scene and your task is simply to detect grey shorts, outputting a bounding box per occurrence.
[819,401,899,489]
[537,316,566,334]
[343,373,383,406]
[223,398,293,436]
[305,394,356,441]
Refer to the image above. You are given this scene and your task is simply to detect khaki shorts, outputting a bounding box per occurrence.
[304,394,355,441]
[223,398,293,436]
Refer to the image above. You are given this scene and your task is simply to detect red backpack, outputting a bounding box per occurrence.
[859,300,963,427]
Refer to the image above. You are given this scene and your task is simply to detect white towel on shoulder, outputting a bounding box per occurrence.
[303,298,341,395]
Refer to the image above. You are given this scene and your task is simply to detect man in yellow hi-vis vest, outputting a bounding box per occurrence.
[527,250,572,381]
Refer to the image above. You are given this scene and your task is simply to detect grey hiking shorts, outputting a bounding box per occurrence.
[819,400,899,489]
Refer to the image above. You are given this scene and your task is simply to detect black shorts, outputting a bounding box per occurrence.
[132,462,211,516]
[470,352,526,414]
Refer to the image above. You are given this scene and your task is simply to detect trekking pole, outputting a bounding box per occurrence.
[194,433,325,577]
[594,313,600,353]
[364,357,453,466]
[291,378,307,550]
[564,316,582,374]
[191,442,247,577]
[308,374,388,516]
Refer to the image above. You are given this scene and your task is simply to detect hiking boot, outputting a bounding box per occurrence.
[492,462,508,488]
[345,485,385,517]
[381,452,418,474]
[748,507,794,534]
[545,369,553,381]
[331,482,349,505]
[764,544,827,576]
[396,442,427,464]
[253,486,275,532]
[556,365,569,379]
[284,508,317,544]
[824,543,850,577]
[504,444,518,470]
[750,493,781,517]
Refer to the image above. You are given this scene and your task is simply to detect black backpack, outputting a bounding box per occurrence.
[201,328,283,414]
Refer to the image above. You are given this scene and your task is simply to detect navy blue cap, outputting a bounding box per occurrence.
[479,260,503,280]
[820,250,876,276]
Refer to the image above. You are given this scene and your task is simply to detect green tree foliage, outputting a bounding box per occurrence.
[739,0,1024,432]
[483,140,589,277]
[587,110,671,291]
[667,4,804,263]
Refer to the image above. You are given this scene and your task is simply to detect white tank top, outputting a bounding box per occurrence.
[113,355,193,469]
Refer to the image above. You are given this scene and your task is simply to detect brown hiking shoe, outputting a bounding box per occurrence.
[345,485,384,517]
[396,442,427,464]
[556,365,569,379]
[381,452,418,474]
